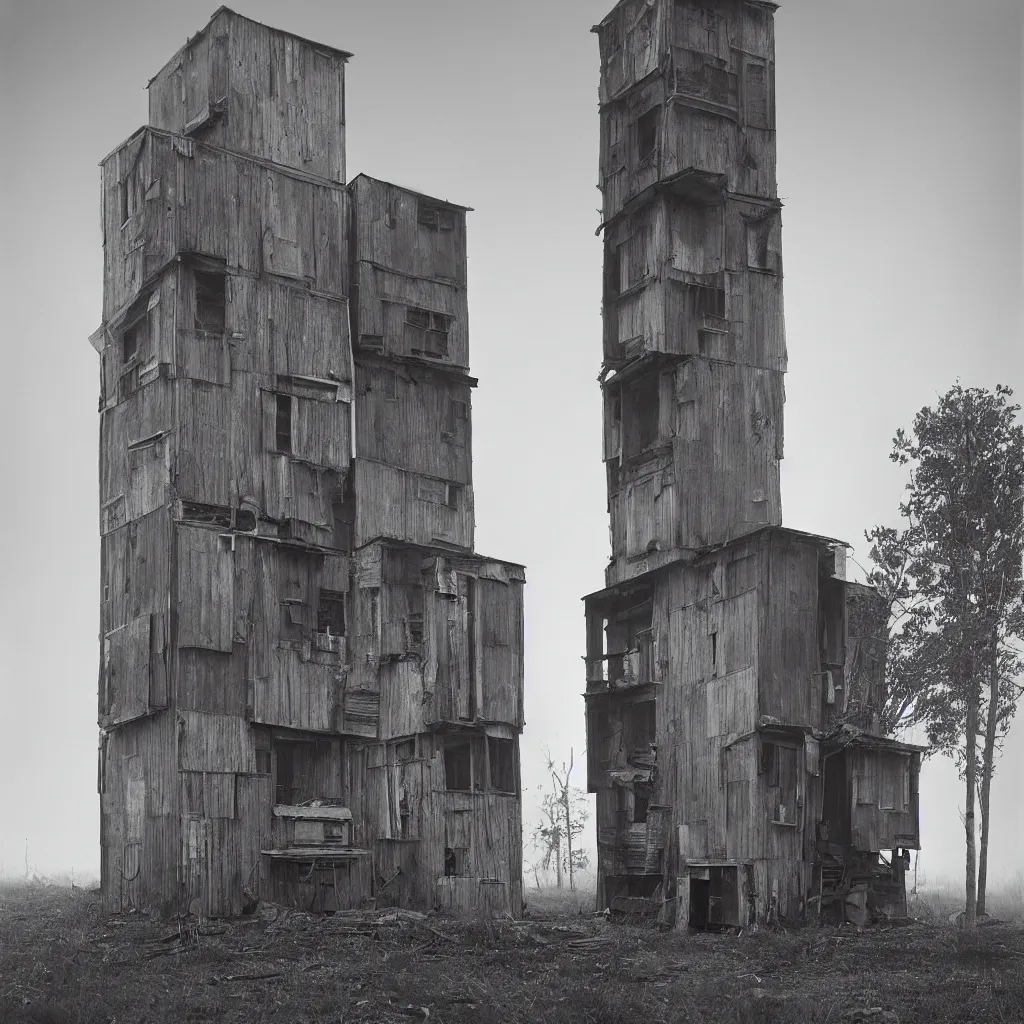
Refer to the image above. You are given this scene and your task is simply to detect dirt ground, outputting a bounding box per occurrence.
[2,881,1022,1024]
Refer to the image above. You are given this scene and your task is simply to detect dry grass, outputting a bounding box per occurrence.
[2,879,1023,1024]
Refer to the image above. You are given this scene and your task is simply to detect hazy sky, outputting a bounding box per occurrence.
[1,0,1021,887]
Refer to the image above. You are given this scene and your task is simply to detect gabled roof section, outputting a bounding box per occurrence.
[146,6,353,88]
[348,173,474,213]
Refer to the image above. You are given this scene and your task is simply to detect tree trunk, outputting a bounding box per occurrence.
[564,790,575,892]
[964,656,979,928]
[555,832,563,890]
[976,635,1000,917]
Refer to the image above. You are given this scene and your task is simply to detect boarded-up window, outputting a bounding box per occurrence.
[416,475,458,508]
[636,108,658,162]
[176,526,234,651]
[488,737,516,793]
[744,62,770,128]
[404,307,450,358]
[761,739,799,825]
[746,215,775,272]
[621,227,651,290]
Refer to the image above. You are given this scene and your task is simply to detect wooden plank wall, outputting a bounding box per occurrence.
[101,131,349,319]
[147,10,347,184]
[99,714,178,916]
[354,359,472,484]
[350,175,467,287]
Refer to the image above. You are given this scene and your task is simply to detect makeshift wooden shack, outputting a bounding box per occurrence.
[92,7,525,919]
[586,0,922,927]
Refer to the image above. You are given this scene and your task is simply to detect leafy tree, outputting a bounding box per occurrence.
[867,384,1024,925]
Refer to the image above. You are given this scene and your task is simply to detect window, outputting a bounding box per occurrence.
[444,846,469,876]
[418,200,456,232]
[416,475,459,509]
[444,399,468,441]
[395,738,416,763]
[633,792,649,824]
[605,244,622,298]
[255,732,272,776]
[488,737,516,793]
[636,108,658,162]
[317,590,346,636]
[122,311,151,364]
[623,701,656,752]
[180,501,233,529]
[444,741,472,792]
[710,631,718,676]
[405,584,424,649]
[746,217,774,272]
[623,374,660,456]
[194,271,226,334]
[405,307,451,358]
[275,394,293,453]
[693,285,726,319]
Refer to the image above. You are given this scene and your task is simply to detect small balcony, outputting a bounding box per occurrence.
[586,629,655,693]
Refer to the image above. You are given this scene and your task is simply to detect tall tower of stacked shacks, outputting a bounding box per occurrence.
[585,0,924,927]
[90,7,525,919]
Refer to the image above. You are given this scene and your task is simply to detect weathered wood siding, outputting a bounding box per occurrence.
[354,359,472,484]
[351,263,469,370]
[353,460,474,551]
[596,1,779,222]
[101,130,349,319]
[147,9,348,184]
[349,175,467,286]
[850,748,920,852]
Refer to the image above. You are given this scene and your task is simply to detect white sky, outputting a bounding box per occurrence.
[1,0,1021,887]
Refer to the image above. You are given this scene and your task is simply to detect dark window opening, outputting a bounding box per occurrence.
[747,219,772,271]
[255,749,272,775]
[607,460,620,495]
[444,846,469,876]
[180,501,233,528]
[395,739,416,763]
[274,741,299,805]
[633,793,649,824]
[275,393,293,453]
[405,584,424,649]
[444,742,472,792]
[119,180,130,226]
[605,245,622,298]
[488,737,516,793]
[637,108,658,162]
[235,508,258,533]
[445,483,461,510]
[623,374,660,457]
[122,318,145,363]
[710,631,718,674]
[624,701,657,754]
[694,285,726,319]
[317,590,346,636]
[405,307,451,358]
[194,271,226,334]
[418,200,456,232]
[331,477,356,554]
